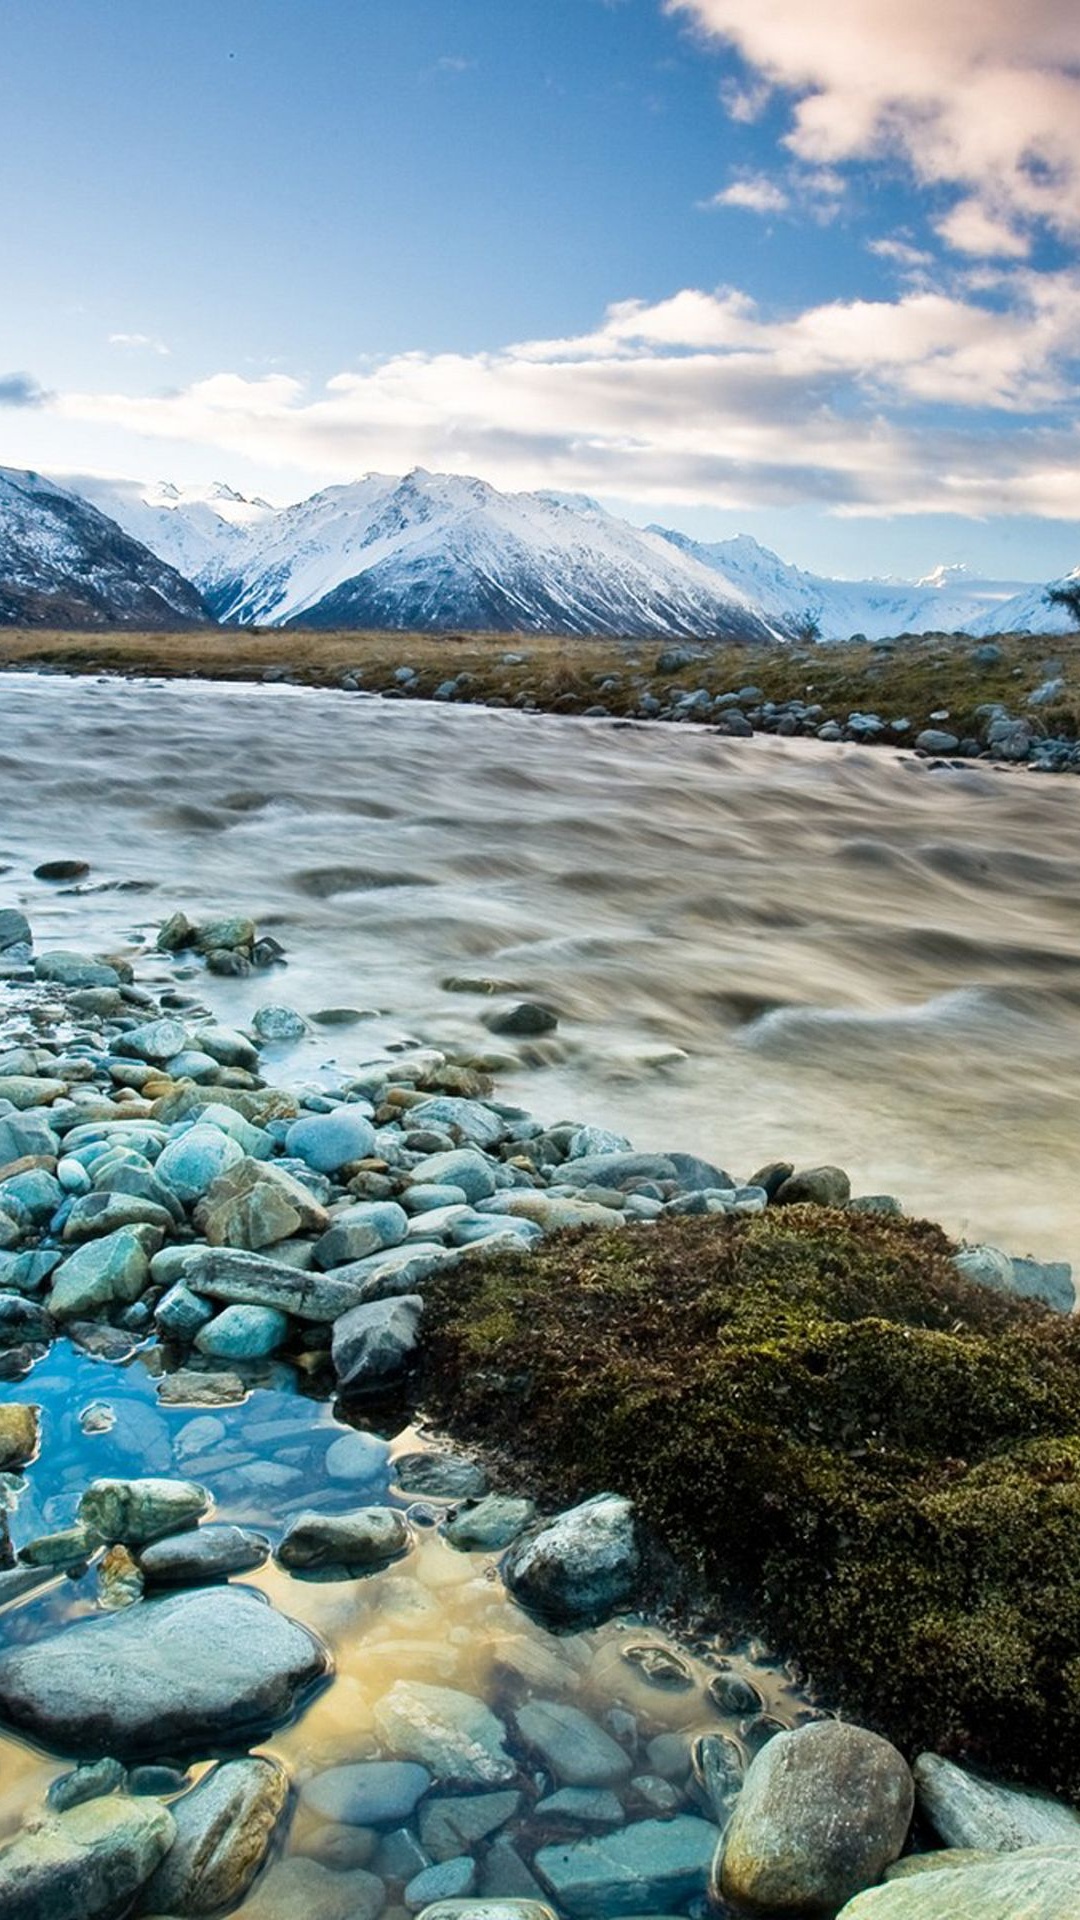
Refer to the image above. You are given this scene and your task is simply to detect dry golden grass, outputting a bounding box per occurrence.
[0,624,1077,741]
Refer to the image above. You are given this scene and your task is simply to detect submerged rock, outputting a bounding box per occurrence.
[502,1494,640,1626]
[301,1759,431,1826]
[374,1681,516,1787]
[514,1700,631,1787]
[0,1794,174,1919]
[718,1721,914,1914]
[0,1584,328,1759]
[240,1856,385,1920]
[141,1755,289,1915]
[534,1813,718,1917]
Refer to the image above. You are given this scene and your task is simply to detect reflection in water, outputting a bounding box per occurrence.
[1,672,1077,1258]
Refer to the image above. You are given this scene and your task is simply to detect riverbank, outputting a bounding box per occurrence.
[1,904,1079,1918]
[1,625,1078,768]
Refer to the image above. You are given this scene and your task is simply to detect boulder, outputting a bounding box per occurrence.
[0,1794,174,1919]
[140,1756,289,1915]
[0,1584,328,1759]
[718,1721,914,1914]
[502,1494,640,1626]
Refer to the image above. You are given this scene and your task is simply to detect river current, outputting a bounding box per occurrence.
[1,670,1077,1263]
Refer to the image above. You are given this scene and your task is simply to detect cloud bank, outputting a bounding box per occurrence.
[668,0,1080,257]
[53,268,1080,519]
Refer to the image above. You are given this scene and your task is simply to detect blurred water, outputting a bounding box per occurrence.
[1,671,1077,1260]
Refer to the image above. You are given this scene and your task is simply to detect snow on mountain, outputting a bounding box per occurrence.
[199,468,783,639]
[70,475,273,595]
[649,529,1028,642]
[0,467,208,628]
[970,568,1080,636]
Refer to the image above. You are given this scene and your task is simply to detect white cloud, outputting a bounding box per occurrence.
[108,332,171,356]
[707,174,790,213]
[52,271,1080,521]
[667,0,1080,255]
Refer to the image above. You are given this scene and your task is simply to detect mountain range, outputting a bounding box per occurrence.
[0,462,1074,641]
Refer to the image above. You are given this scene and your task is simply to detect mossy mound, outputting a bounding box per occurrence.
[418,1208,1080,1798]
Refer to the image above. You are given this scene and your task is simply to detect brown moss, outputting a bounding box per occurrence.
[417,1208,1080,1798]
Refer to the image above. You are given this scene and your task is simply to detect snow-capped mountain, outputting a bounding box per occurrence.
[970,568,1080,637]
[650,529,1028,643]
[160,469,782,639]
[0,467,207,628]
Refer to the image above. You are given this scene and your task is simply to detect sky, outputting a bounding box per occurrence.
[2,0,1080,580]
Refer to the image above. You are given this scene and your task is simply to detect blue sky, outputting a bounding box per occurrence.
[2,0,1080,579]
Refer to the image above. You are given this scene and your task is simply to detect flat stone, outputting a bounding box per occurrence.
[79,1476,210,1547]
[419,1791,522,1861]
[557,1150,730,1195]
[534,1788,624,1827]
[336,1242,463,1303]
[913,1752,1080,1851]
[502,1494,640,1626]
[0,1075,67,1109]
[0,1794,175,1919]
[141,1755,289,1915]
[138,1523,270,1585]
[332,1294,424,1391]
[514,1701,632,1787]
[285,1107,377,1173]
[719,1722,914,1914]
[302,1760,432,1826]
[34,952,120,989]
[837,1848,1080,1917]
[374,1680,516,1788]
[534,1814,718,1917]
[0,1584,328,1759]
[156,1368,247,1406]
[408,1856,478,1910]
[186,1247,369,1322]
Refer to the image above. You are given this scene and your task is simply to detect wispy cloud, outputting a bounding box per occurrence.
[0,372,50,408]
[668,0,1080,256]
[54,269,1080,520]
[108,332,171,356]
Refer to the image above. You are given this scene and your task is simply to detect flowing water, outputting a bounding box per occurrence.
[2,670,1078,1262]
[0,668,1078,1910]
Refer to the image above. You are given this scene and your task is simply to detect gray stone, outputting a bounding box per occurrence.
[336,1242,463,1302]
[302,1759,431,1826]
[408,1857,478,1910]
[195,1303,289,1359]
[46,1755,127,1812]
[155,1282,215,1339]
[118,1018,189,1064]
[535,1814,718,1917]
[395,1452,488,1500]
[253,1005,309,1041]
[502,1493,640,1626]
[286,1106,377,1173]
[773,1164,852,1207]
[407,1150,498,1204]
[79,1476,210,1547]
[324,1429,391,1482]
[514,1700,632,1787]
[406,1098,508,1149]
[718,1721,914,1914]
[374,1681,516,1787]
[49,1224,159,1319]
[0,1584,328,1758]
[534,1788,624,1826]
[419,1792,521,1861]
[313,1201,409,1269]
[1008,1257,1075,1313]
[837,1848,1080,1917]
[915,729,960,754]
[34,952,120,989]
[332,1294,424,1391]
[156,1126,245,1205]
[186,1246,369,1321]
[277,1506,411,1575]
[200,1157,329,1251]
[0,909,31,954]
[138,1523,270,1585]
[62,1191,174,1242]
[913,1752,1080,1851]
[0,1109,58,1165]
[0,1794,175,1919]
[443,1495,536,1552]
[484,1004,558,1038]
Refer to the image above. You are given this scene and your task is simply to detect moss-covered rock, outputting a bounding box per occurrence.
[418,1208,1080,1799]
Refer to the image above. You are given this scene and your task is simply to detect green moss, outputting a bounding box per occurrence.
[418,1208,1080,1798]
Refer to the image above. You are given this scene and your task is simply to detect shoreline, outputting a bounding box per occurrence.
[0,625,1078,773]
